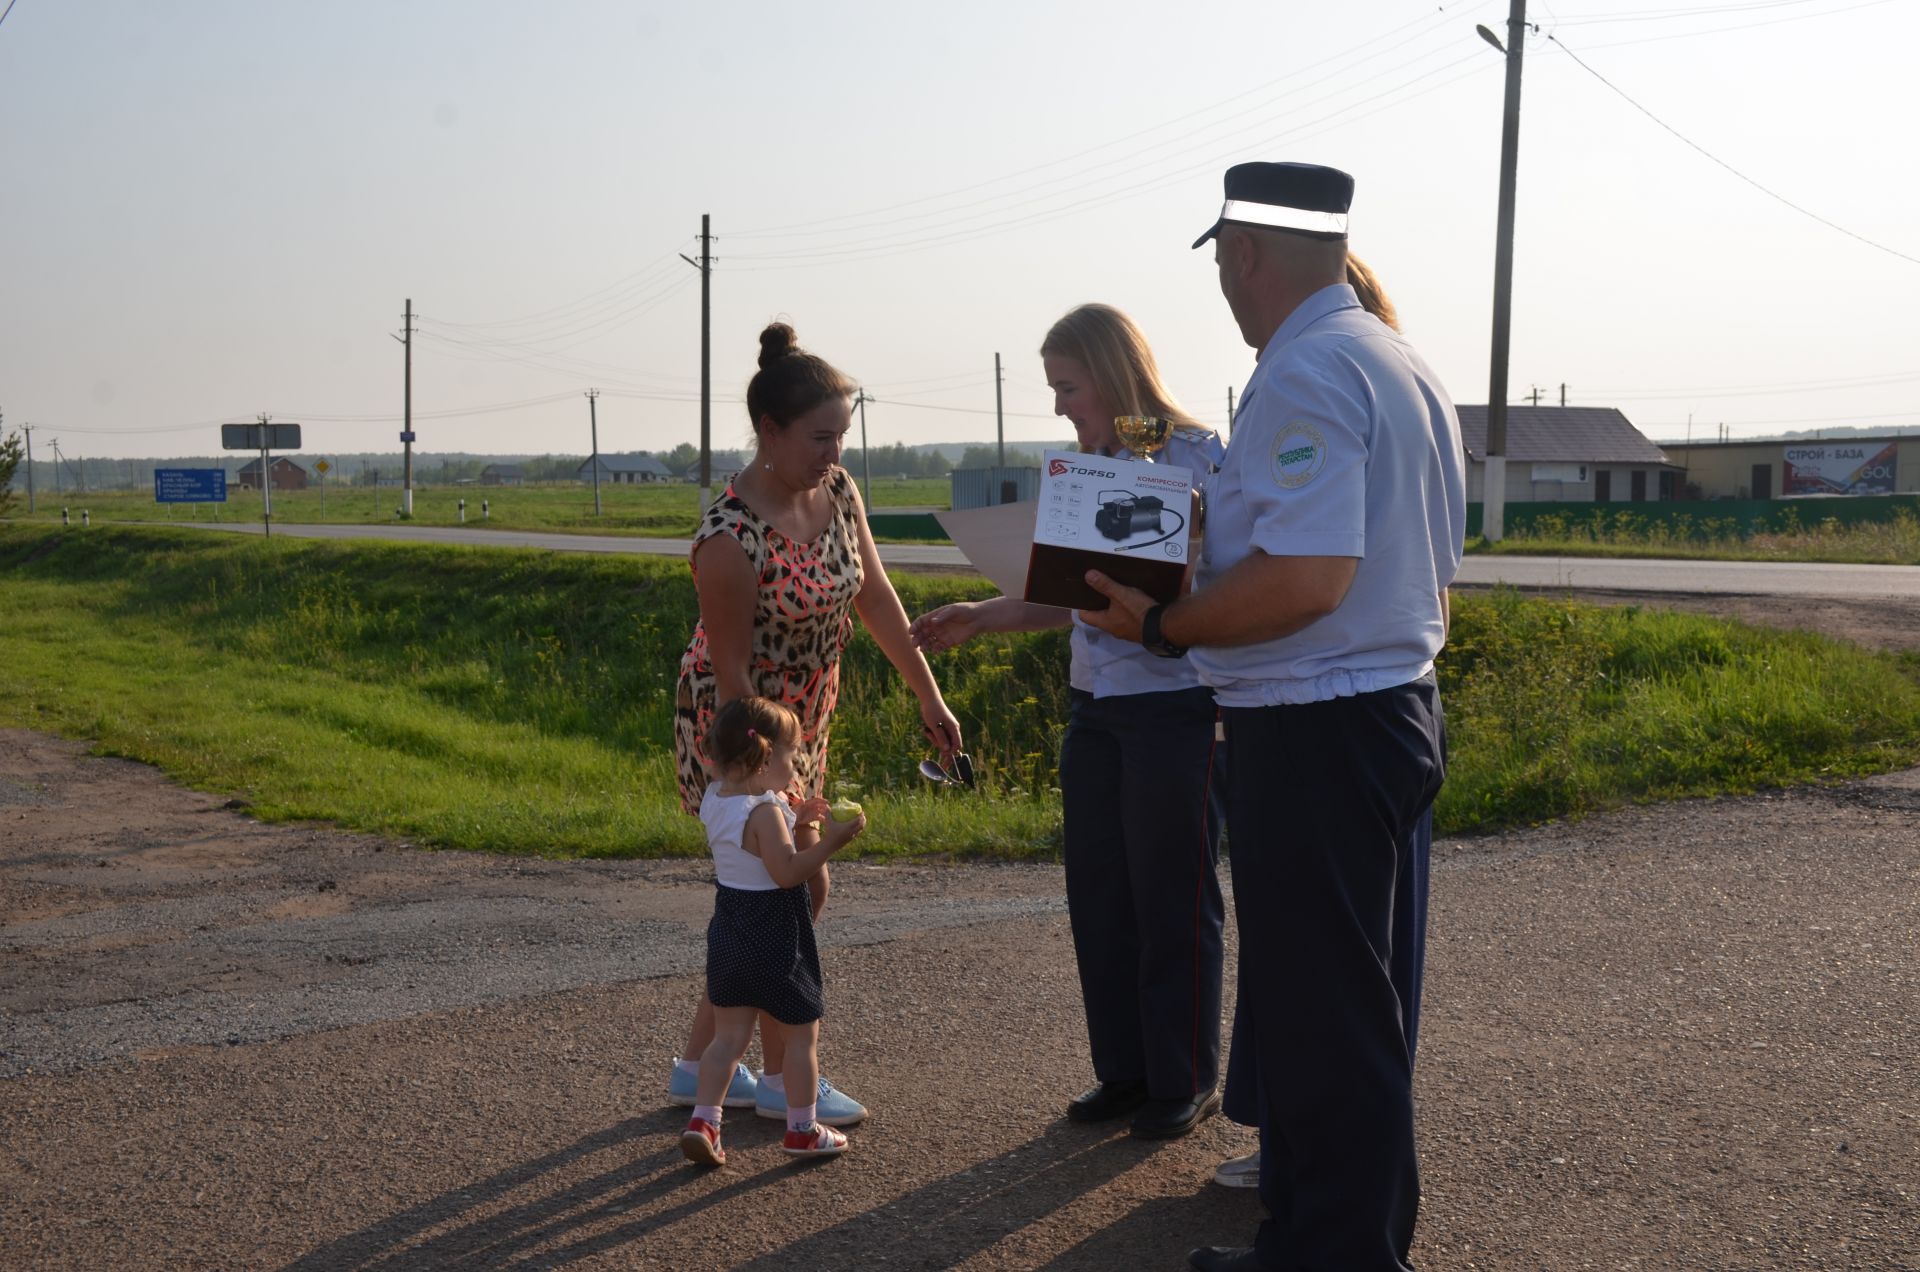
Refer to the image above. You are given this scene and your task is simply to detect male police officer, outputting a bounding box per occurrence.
[1081,162,1466,1272]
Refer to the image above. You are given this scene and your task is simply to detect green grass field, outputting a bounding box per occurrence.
[1473,505,1920,565]
[11,476,954,538]
[4,524,1919,858]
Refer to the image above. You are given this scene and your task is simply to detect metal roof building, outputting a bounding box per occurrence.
[1456,406,1681,503]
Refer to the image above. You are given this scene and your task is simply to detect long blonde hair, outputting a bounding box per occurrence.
[1346,254,1400,332]
[1040,304,1204,431]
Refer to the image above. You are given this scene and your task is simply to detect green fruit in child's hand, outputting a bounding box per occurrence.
[829,799,865,823]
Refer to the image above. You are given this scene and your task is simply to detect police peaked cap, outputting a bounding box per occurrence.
[1191,161,1354,248]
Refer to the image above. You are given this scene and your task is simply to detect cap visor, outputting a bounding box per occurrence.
[1190,220,1222,250]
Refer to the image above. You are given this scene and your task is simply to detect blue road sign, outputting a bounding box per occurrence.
[399,431,417,443]
[154,469,228,503]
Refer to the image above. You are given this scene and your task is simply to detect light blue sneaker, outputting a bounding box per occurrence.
[668,1059,758,1109]
[755,1074,868,1127]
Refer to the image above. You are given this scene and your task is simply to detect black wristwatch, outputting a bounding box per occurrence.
[1142,604,1187,659]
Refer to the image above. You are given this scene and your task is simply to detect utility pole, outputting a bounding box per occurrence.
[1559,382,1567,407]
[402,299,415,517]
[681,216,714,509]
[1528,385,1541,406]
[20,422,34,513]
[852,388,874,505]
[1684,412,1693,496]
[1227,387,1236,440]
[1478,0,1527,542]
[587,389,602,516]
[50,439,62,495]
[994,353,1005,467]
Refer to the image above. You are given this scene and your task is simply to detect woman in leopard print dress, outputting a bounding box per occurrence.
[666,322,964,1124]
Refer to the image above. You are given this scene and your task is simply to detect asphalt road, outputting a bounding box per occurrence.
[5,730,1917,1269]
[124,518,1920,599]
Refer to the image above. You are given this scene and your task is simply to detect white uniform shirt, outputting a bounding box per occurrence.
[1192,283,1466,707]
[699,786,794,891]
[1070,426,1227,698]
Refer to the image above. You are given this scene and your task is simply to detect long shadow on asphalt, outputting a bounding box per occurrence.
[725,1127,1256,1272]
[278,1112,1257,1270]
[275,1109,783,1271]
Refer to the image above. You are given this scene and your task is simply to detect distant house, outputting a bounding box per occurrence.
[481,464,526,487]
[1457,406,1682,503]
[578,454,674,485]
[681,451,750,487]
[235,457,309,492]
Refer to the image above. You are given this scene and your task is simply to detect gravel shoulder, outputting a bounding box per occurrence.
[3,587,1918,1270]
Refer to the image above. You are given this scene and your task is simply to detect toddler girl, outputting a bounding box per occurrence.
[680,695,867,1166]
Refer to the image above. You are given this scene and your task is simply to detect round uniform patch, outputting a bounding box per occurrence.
[1271,422,1327,489]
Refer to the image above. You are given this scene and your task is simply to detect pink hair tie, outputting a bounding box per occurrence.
[746,727,757,738]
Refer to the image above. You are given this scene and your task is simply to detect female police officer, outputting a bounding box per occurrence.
[912,303,1227,1140]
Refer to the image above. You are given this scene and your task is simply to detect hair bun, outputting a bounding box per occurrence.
[757,322,799,369]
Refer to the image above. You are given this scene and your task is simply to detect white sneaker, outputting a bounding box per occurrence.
[1213,1148,1260,1188]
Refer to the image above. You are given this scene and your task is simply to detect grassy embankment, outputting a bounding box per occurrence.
[1474,504,1920,565]
[13,477,954,538]
[3,524,1919,858]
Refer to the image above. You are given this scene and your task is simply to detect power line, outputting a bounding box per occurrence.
[1583,370,1920,399]
[1561,0,1894,49]
[415,270,695,359]
[1548,33,1920,267]
[869,399,1057,422]
[727,48,1485,262]
[0,0,18,30]
[1547,0,1847,24]
[725,54,1494,271]
[724,3,1491,242]
[423,247,692,332]
[1641,408,1917,428]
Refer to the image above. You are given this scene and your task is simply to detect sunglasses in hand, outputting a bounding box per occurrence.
[917,753,975,789]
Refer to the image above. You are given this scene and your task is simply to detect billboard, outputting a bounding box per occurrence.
[1782,442,1898,495]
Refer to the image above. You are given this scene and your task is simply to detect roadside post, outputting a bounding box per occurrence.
[482,499,489,520]
[459,498,466,524]
[314,458,331,521]
[220,420,302,539]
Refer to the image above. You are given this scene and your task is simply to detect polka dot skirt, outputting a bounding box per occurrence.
[706,883,825,1025]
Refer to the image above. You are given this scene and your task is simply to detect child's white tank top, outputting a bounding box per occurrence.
[698,787,794,891]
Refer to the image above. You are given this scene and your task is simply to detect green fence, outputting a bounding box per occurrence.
[1465,494,1920,540]
[871,495,1920,546]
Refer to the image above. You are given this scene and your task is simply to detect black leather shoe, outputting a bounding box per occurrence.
[1187,1246,1275,1272]
[1065,1079,1149,1123]
[1131,1087,1222,1139]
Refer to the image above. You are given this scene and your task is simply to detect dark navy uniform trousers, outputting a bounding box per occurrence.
[1060,685,1226,1099]
[1221,673,1444,1272]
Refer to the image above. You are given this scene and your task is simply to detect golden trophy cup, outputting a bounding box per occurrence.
[1113,415,1173,460]
[1114,415,1207,548]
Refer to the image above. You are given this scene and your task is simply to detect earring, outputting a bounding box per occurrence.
[763,462,773,471]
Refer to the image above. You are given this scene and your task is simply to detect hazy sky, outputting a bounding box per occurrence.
[2,0,1915,463]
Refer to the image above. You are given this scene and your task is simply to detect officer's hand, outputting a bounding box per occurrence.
[1077,570,1153,644]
